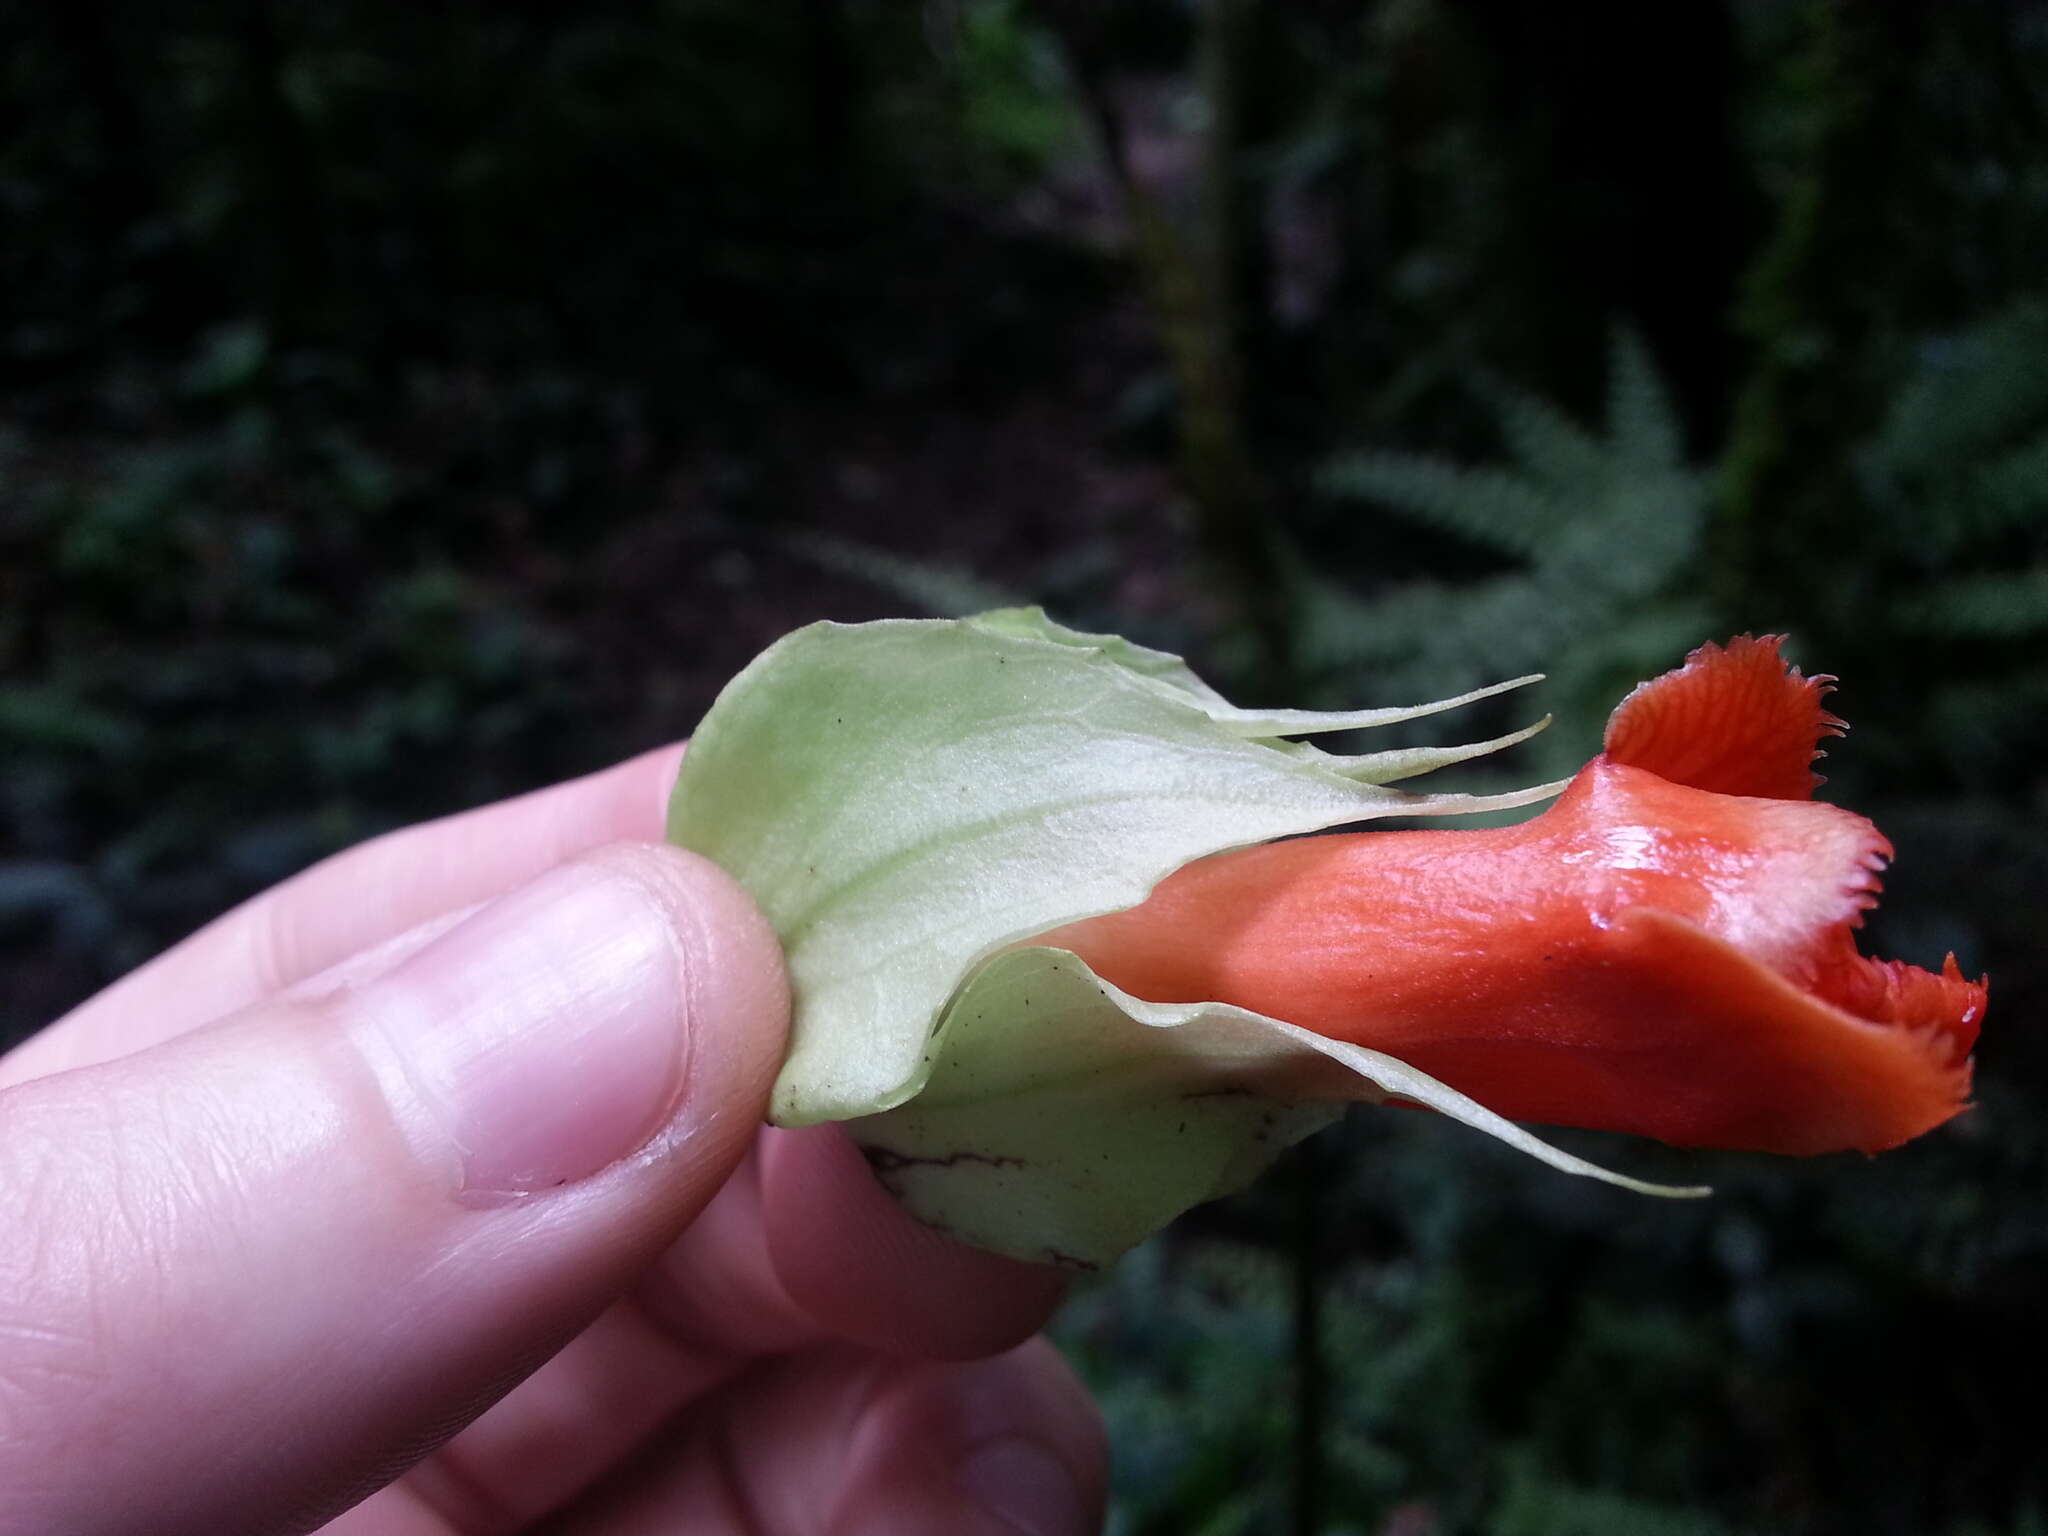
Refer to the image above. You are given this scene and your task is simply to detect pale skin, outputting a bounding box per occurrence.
[0,744,1107,1536]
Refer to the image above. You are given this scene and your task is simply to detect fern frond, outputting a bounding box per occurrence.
[1606,326,1684,470]
[1861,299,2048,554]
[1296,568,1571,687]
[1875,299,2048,476]
[1965,432,2048,541]
[1304,335,1709,743]
[784,531,1023,616]
[1546,473,1706,597]
[1475,374,1610,491]
[1290,570,1446,675]
[1899,566,2048,637]
[1318,452,1561,559]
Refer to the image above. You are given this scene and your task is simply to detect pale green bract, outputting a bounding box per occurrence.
[666,608,1702,1268]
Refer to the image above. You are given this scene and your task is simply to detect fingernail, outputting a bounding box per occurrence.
[363,857,691,1195]
[955,1437,1088,1536]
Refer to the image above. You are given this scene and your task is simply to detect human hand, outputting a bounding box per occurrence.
[0,745,1107,1536]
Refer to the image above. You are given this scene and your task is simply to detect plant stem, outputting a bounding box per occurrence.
[1042,0,1292,684]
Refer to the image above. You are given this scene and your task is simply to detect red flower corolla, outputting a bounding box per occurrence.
[1043,637,1986,1155]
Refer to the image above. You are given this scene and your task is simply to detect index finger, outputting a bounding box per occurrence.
[2,742,688,1085]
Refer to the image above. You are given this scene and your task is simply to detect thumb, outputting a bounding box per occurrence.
[0,843,788,1536]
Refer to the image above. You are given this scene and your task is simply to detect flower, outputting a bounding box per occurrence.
[676,612,1991,1264]
[1041,637,1986,1156]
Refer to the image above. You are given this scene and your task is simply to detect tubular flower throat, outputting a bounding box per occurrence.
[1045,637,1987,1155]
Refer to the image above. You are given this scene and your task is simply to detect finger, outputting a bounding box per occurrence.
[759,1125,1071,1358]
[199,913,1066,1364]
[369,1129,1068,1532]
[0,842,786,1536]
[548,1338,1107,1536]
[19,787,1065,1535]
[823,1339,1108,1536]
[357,1298,743,1536]
[4,743,686,1085]
[379,1154,786,1535]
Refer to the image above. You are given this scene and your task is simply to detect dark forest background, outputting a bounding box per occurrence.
[5,2,2047,1532]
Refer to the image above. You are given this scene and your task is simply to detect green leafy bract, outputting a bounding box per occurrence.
[850,947,1701,1269]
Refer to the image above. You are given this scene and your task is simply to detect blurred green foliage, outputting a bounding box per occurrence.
[5,0,2047,1532]
[1311,329,1713,778]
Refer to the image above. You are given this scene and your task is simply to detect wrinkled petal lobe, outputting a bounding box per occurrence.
[1603,633,1844,801]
